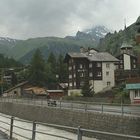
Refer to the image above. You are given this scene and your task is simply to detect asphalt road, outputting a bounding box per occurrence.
[1,98,140,116]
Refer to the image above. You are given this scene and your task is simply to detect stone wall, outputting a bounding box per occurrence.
[0,102,140,140]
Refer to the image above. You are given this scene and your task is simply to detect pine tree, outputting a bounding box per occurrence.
[29,49,46,86]
[81,74,94,97]
[57,54,68,83]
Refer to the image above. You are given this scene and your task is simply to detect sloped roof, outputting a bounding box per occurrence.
[67,52,86,58]
[24,87,47,95]
[120,42,133,49]
[87,52,119,62]
[67,52,119,62]
[4,81,28,93]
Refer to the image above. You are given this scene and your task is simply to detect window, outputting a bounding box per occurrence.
[89,63,92,68]
[133,64,136,68]
[134,90,138,98]
[107,82,111,86]
[97,72,101,76]
[69,75,72,79]
[69,66,72,70]
[89,72,93,77]
[97,62,101,67]
[133,59,136,63]
[73,65,75,70]
[69,83,72,87]
[79,64,83,69]
[80,72,84,77]
[106,71,109,76]
[134,90,140,98]
[106,63,110,68]
[74,73,76,78]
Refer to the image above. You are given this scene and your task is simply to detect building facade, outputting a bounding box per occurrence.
[64,48,119,95]
[126,78,140,104]
[115,43,139,85]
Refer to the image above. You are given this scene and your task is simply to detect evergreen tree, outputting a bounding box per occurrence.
[29,49,46,86]
[81,74,94,97]
[47,52,57,74]
[45,52,58,88]
[57,54,68,83]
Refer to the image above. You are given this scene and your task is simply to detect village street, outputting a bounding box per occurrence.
[1,98,140,116]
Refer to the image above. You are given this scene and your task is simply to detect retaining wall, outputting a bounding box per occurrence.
[0,102,140,140]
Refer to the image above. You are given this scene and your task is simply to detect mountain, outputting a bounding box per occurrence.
[0,37,20,55]
[97,17,140,55]
[0,26,112,64]
[66,26,112,46]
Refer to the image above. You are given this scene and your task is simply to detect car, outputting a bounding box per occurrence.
[47,99,57,107]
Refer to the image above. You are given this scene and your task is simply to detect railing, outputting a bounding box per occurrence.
[0,113,140,140]
[0,97,140,116]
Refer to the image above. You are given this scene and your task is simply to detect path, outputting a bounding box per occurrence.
[0,131,9,140]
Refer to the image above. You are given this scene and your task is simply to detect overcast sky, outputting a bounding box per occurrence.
[0,0,140,39]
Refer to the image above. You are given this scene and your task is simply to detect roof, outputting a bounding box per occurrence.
[67,52,86,58]
[47,90,64,93]
[66,52,119,62]
[120,42,133,49]
[24,86,47,95]
[4,81,28,93]
[126,83,140,90]
[87,52,119,62]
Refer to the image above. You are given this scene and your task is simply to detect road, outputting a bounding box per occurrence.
[1,98,140,116]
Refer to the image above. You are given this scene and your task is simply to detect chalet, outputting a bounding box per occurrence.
[116,43,137,70]
[115,43,139,85]
[3,82,65,99]
[3,81,28,97]
[126,78,140,104]
[64,47,119,95]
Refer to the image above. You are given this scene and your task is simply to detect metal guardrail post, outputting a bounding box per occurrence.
[71,102,73,110]
[85,104,87,112]
[32,121,36,140]
[121,104,124,116]
[77,126,82,140]
[101,104,103,113]
[10,116,14,139]
[60,101,62,109]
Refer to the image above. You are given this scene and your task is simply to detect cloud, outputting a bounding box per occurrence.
[0,0,139,39]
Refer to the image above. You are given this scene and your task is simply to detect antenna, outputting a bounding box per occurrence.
[124,18,126,30]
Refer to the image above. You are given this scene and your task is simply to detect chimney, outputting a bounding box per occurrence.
[80,47,85,53]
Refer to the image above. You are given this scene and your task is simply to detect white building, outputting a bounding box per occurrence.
[64,48,119,95]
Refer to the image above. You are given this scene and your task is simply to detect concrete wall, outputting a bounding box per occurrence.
[124,54,131,70]
[0,102,140,140]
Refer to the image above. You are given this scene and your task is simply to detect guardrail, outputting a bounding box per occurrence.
[0,113,140,140]
[0,97,140,116]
